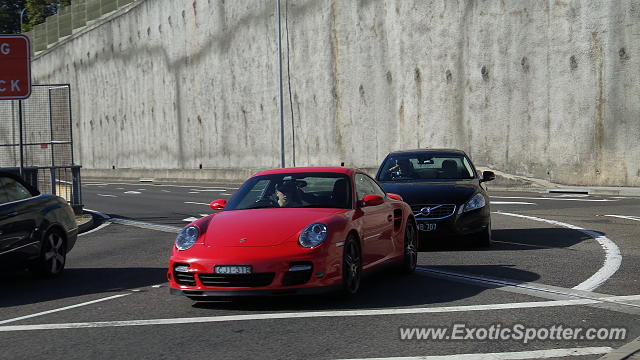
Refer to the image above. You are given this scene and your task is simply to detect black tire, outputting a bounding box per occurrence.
[475,222,492,247]
[400,219,418,274]
[32,228,67,277]
[341,234,362,296]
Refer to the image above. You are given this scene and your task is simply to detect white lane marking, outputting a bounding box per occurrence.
[199,214,209,217]
[491,240,560,249]
[0,294,131,325]
[222,193,233,196]
[109,218,181,233]
[0,299,613,332]
[123,191,141,194]
[336,347,612,360]
[492,196,615,202]
[184,201,209,206]
[605,214,640,222]
[490,201,536,205]
[191,189,226,192]
[97,194,117,198]
[161,190,171,193]
[183,217,199,222]
[78,221,112,237]
[188,192,199,194]
[496,212,621,291]
[116,188,125,190]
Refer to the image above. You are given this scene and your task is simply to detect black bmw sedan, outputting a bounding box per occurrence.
[375,149,495,246]
[0,171,78,276]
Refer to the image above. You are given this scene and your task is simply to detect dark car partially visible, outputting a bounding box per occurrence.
[0,171,78,276]
[375,149,494,247]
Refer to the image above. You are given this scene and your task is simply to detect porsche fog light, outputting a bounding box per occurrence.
[463,193,486,212]
[175,226,200,250]
[299,223,328,248]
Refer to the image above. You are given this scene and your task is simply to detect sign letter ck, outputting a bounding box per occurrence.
[0,43,9,55]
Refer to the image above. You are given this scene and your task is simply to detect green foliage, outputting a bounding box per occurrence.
[0,0,25,34]
[19,0,71,32]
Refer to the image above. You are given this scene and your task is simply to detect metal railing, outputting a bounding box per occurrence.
[24,0,136,55]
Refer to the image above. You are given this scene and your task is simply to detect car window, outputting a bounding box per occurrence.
[0,177,32,203]
[378,154,475,181]
[0,177,10,204]
[355,174,385,201]
[226,173,352,210]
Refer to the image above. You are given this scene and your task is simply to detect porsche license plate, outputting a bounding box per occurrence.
[418,223,437,232]
[214,265,252,274]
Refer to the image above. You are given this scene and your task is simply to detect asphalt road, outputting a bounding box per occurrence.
[1,180,639,360]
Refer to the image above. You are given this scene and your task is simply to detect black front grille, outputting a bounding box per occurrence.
[198,273,275,287]
[411,204,456,219]
[174,272,196,286]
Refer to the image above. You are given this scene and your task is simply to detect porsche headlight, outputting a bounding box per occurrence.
[299,223,328,248]
[175,226,200,250]
[463,193,486,212]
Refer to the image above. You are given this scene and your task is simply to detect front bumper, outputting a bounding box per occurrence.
[415,206,490,238]
[168,243,343,295]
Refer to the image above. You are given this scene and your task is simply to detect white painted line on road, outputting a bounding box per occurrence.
[97,194,117,198]
[0,294,131,325]
[123,191,141,194]
[109,218,181,233]
[605,215,640,222]
[0,298,611,332]
[184,201,209,206]
[490,201,536,205]
[161,190,171,192]
[491,240,560,249]
[78,221,112,237]
[183,217,199,222]
[336,347,612,360]
[492,196,615,202]
[222,193,233,196]
[188,192,199,194]
[191,189,226,192]
[495,212,621,292]
[199,214,210,217]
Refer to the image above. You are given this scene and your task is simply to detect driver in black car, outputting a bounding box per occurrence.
[388,158,416,179]
[275,181,304,207]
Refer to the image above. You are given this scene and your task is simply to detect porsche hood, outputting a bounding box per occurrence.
[203,208,348,247]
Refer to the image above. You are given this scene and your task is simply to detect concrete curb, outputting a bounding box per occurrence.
[76,214,94,234]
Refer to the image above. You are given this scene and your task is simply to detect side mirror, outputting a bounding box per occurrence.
[481,171,495,182]
[210,199,227,210]
[362,194,384,207]
[387,193,403,201]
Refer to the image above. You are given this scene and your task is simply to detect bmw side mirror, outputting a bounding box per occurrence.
[481,171,495,183]
[210,199,227,210]
[362,194,384,207]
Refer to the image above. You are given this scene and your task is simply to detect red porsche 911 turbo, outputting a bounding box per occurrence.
[168,167,418,299]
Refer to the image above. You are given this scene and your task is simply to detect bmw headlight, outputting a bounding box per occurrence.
[175,226,200,250]
[463,193,486,212]
[299,223,328,248]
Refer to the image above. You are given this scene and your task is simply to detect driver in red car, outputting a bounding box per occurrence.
[275,181,303,207]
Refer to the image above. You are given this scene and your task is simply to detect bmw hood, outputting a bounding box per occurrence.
[380,180,478,205]
[203,208,347,247]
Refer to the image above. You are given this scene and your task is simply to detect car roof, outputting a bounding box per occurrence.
[253,167,357,177]
[387,148,468,156]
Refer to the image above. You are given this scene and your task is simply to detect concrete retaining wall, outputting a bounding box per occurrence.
[28,0,640,186]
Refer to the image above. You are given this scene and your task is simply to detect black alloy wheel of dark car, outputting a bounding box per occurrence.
[33,229,67,277]
[402,219,418,274]
[342,235,362,295]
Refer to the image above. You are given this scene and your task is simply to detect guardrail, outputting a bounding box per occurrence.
[23,0,136,55]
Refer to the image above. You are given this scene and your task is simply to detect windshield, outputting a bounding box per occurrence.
[377,154,476,181]
[224,172,352,210]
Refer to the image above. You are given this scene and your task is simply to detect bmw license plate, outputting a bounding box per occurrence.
[214,265,252,274]
[418,222,437,232]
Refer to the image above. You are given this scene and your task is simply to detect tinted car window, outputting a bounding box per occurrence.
[0,177,32,203]
[378,154,476,181]
[226,173,352,210]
